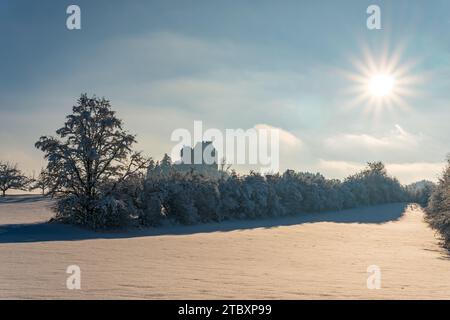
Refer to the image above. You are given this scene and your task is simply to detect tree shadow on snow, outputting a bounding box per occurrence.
[0,195,49,204]
[0,203,409,244]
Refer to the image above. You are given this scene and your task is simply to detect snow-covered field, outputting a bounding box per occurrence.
[0,195,449,299]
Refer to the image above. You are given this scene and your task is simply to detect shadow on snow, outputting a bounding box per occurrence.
[0,195,48,204]
[0,201,409,244]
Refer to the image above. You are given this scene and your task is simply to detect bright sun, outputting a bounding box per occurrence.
[343,45,422,116]
[368,74,396,97]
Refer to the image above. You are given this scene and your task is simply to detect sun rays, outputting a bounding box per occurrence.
[342,44,423,119]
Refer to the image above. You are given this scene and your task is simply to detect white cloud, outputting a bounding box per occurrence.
[324,124,421,152]
[320,124,447,164]
[255,123,303,148]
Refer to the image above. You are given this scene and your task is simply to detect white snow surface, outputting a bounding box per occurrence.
[0,195,449,299]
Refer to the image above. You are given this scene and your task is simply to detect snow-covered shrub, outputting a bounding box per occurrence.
[343,162,407,207]
[271,170,302,214]
[265,174,287,217]
[139,193,164,227]
[140,159,410,227]
[138,172,168,226]
[406,180,435,207]
[189,173,221,222]
[93,195,130,228]
[240,171,270,218]
[165,178,199,224]
[54,194,129,229]
[218,171,244,219]
[426,157,450,248]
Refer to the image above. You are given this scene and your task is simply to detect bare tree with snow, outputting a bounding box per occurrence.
[30,168,52,196]
[35,94,151,228]
[0,161,29,197]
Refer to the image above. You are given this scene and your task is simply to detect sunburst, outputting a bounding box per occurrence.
[343,44,422,118]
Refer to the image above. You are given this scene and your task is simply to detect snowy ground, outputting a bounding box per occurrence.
[0,195,449,299]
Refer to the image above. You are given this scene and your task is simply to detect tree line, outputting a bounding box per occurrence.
[137,159,409,228]
[0,94,441,231]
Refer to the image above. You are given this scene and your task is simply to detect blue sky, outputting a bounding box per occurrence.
[1,0,449,183]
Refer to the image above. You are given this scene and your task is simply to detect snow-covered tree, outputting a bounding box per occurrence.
[188,173,221,222]
[406,180,435,207]
[30,168,52,196]
[426,157,450,247]
[139,172,167,226]
[35,94,151,228]
[218,170,243,218]
[343,162,407,206]
[163,171,199,224]
[0,161,29,197]
[428,158,450,214]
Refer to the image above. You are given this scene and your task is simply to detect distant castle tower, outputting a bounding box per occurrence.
[175,141,219,176]
[180,141,217,166]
